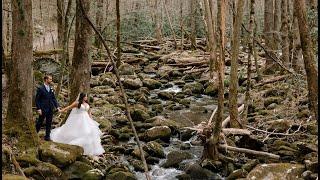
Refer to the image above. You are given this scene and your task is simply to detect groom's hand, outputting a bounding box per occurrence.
[37,109,42,115]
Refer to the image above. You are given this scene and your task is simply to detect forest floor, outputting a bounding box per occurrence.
[2,39,318,179]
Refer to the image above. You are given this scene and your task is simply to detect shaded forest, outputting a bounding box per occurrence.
[2,0,318,180]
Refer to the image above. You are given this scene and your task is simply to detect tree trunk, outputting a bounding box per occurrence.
[273,0,281,50]
[190,0,196,49]
[57,0,64,48]
[264,0,274,67]
[294,0,318,120]
[180,0,184,50]
[116,0,121,68]
[154,0,162,43]
[164,0,177,49]
[94,0,103,48]
[70,0,92,103]
[5,0,39,152]
[280,0,290,68]
[292,17,303,72]
[229,0,245,128]
[243,0,255,124]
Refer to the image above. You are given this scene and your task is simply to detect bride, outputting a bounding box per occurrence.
[50,93,105,156]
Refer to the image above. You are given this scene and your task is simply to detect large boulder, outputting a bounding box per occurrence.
[119,63,135,75]
[145,126,172,141]
[162,151,193,168]
[99,72,117,87]
[183,82,204,94]
[185,163,221,179]
[63,161,93,179]
[143,78,162,89]
[246,163,305,179]
[82,169,104,180]
[130,108,150,122]
[2,174,28,180]
[39,141,83,168]
[143,141,165,158]
[123,78,143,90]
[158,91,174,100]
[204,83,219,96]
[24,162,63,179]
[106,171,137,180]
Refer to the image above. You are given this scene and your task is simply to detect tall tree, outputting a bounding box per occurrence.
[116,0,121,68]
[5,0,39,152]
[292,17,302,72]
[190,0,197,49]
[273,0,281,50]
[280,0,289,68]
[229,0,245,128]
[70,0,92,103]
[204,0,216,78]
[154,0,162,43]
[264,0,274,68]
[294,0,318,120]
[94,0,104,48]
[164,0,177,48]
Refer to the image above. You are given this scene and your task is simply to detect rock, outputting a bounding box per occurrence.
[130,108,150,122]
[179,99,191,107]
[143,63,157,73]
[16,154,41,168]
[96,119,112,132]
[266,119,292,133]
[2,174,28,180]
[297,142,318,154]
[106,171,137,180]
[24,162,63,179]
[185,163,221,179]
[145,126,172,141]
[246,163,305,179]
[307,124,318,135]
[305,159,318,173]
[241,159,259,172]
[236,135,264,151]
[162,151,193,168]
[201,159,223,173]
[227,169,248,180]
[143,141,165,158]
[204,83,219,96]
[63,161,93,179]
[130,159,149,172]
[119,63,135,75]
[143,78,162,89]
[176,173,192,180]
[152,104,164,113]
[147,116,180,129]
[264,97,282,107]
[83,169,104,180]
[105,95,123,104]
[158,91,174,100]
[302,170,312,180]
[180,142,191,150]
[132,147,149,159]
[99,72,117,87]
[183,82,204,94]
[123,78,143,90]
[39,141,83,168]
[33,58,61,80]
[267,103,277,109]
[149,99,162,104]
[146,156,160,164]
[179,129,196,141]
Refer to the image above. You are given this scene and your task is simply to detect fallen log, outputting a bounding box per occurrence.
[222,104,245,128]
[222,128,251,136]
[167,60,208,67]
[219,144,280,160]
[254,74,290,87]
[184,67,209,74]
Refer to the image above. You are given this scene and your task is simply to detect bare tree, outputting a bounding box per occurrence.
[164,0,177,48]
[273,0,281,50]
[154,0,162,43]
[5,0,39,152]
[280,0,290,68]
[116,0,121,68]
[264,0,274,68]
[229,0,245,128]
[190,0,197,49]
[294,0,318,120]
[94,0,104,48]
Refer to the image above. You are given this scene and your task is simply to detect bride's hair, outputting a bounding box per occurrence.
[77,92,88,108]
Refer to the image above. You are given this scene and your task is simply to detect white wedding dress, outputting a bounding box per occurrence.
[50,103,105,156]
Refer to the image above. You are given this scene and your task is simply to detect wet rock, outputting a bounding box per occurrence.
[246,163,305,179]
[130,159,151,172]
[149,99,162,104]
[266,119,292,133]
[63,161,93,179]
[132,147,149,159]
[143,63,157,73]
[147,116,180,130]
[24,162,63,179]
[145,126,172,141]
[185,163,222,179]
[176,173,192,180]
[105,95,123,104]
[39,141,83,168]
[123,78,143,90]
[106,171,137,180]
[227,169,248,180]
[83,169,104,180]
[158,91,174,100]
[152,104,164,113]
[241,159,259,172]
[92,86,116,95]
[162,151,193,168]
[2,174,28,180]
[143,78,162,89]
[236,135,264,151]
[201,159,223,173]
[143,141,165,158]
[130,108,150,122]
[264,97,282,107]
[179,99,191,107]
[204,83,219,96]
[119,63,135,75]
[183,82,204,94]
[180,142,191,150]
[146,156,160,164]
[179,129,196,141]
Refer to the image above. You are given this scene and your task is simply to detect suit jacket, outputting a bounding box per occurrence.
[35,84,59,114]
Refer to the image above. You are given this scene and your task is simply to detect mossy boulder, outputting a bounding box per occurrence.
[132,146,149,159]
[246,163,305,179]
[16,154,41,168]
[143,78,162,89]
[106,171,137,180]
[95,119,112,132]
[143,141,165,158]
[39,141,83,168]
[119,63,135,75]
[63,161,93,179]
[91,86,116,95]
[266,119,292,133]
[158,91,174,100]
[185,163,220,179]
[264,97,282,107]
[130,159,149,172]
[2,174,28,180]
[123,78,143,90]
[204,83,219,96]
[183,82,204,94]
[145,126,172,141]
[130,108,150,122]
[24,162,63,179]
[83,169,104,180]
[99,72,117,87]
[162,151,193,168]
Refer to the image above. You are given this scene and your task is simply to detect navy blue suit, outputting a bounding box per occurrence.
[35,84,59,139]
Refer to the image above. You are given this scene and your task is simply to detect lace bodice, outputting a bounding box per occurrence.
[74,103,90,112]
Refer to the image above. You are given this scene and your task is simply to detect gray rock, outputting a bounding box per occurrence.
[119,63,135,75]
[83,169,104,180]
[143,141,165,158]
[183,82,204,94]
[162,151,193,168]
[123,78,143,90]
[143,78,162,89]
[158,91,174,100]
[145,126,172,141]
[63,161,93,179]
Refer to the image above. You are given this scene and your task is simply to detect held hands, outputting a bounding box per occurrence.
[37,109,42,116]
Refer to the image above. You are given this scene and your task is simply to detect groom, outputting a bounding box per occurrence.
[35,75,61,141]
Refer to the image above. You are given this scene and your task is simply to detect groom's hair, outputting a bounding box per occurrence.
[44,75,52,81]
